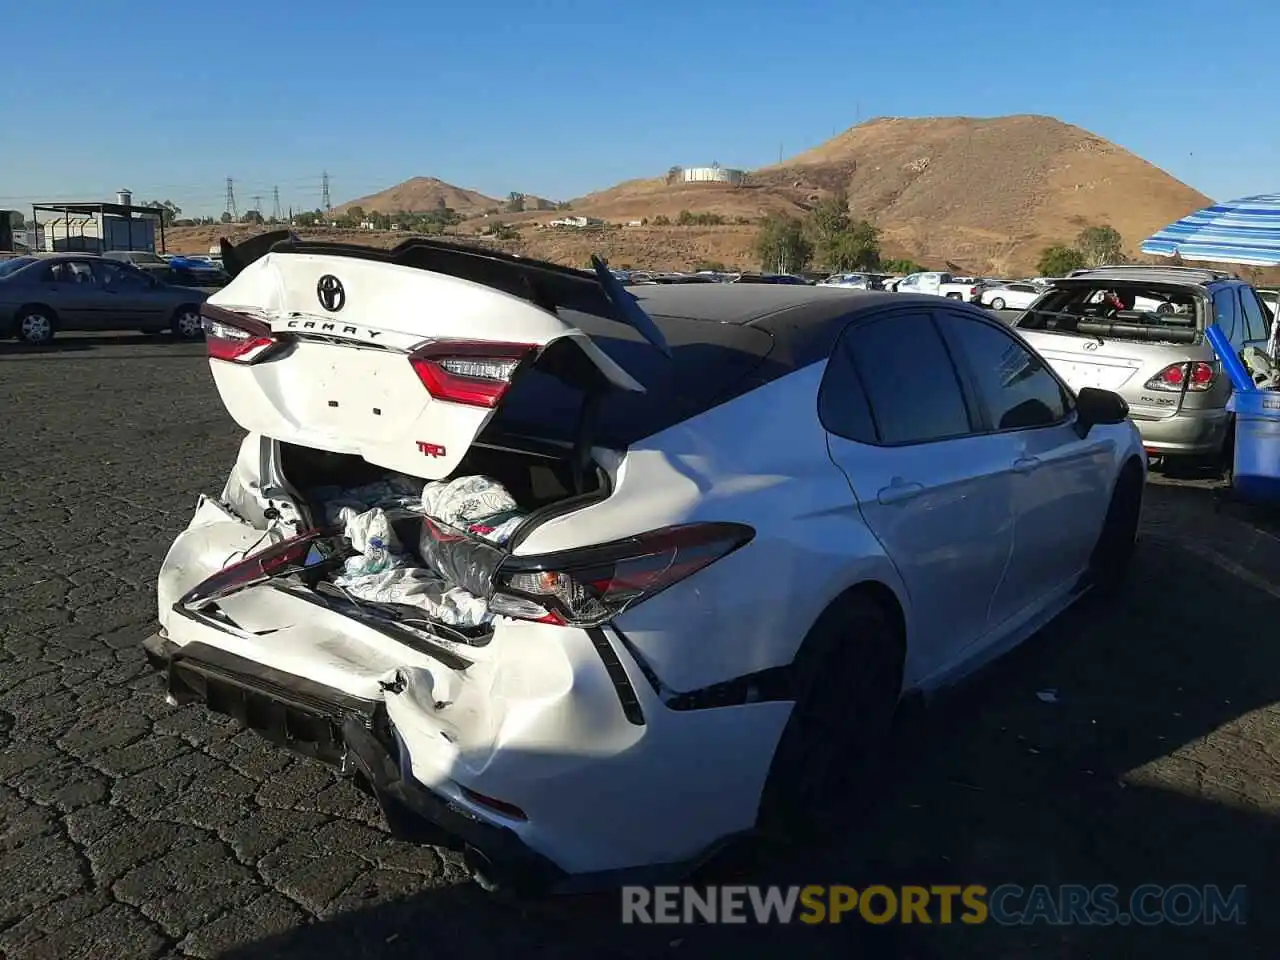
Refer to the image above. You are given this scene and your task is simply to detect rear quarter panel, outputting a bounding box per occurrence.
[515,362,908,693]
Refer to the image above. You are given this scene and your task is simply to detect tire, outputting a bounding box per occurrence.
[15,307,55,345]
[990,297,1006,310]
[171,305,204,340]
[1087,462,1143,598]
[756,593,904,840]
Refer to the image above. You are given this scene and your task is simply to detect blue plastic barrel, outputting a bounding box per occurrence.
[1228,390,1280,503]
[1206,324,1257,393]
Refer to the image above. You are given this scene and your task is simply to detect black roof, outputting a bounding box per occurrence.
[494,285,956,448]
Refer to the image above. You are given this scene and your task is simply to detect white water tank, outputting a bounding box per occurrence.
[117,189,132,207]
[681,165,745,185]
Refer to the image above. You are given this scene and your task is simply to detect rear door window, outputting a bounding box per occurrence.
[1239,288,1270,343]
[839,310,973,444]
[1213,287,1243,347]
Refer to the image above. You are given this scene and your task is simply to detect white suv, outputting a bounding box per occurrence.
[143,236,1147,895]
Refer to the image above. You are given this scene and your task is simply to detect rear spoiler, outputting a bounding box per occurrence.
[218,233,671,357]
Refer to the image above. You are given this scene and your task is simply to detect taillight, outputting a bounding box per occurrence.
[178,528,328,609]
[409,340,537,408]
[202,305,282,364]
[489,522,755,627]
[1143,361,1218,392]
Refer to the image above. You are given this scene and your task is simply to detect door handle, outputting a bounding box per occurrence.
[1013,456,1042,473]
[877,480,924,505]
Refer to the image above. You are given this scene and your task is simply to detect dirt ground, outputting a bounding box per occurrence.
[0,333,1277,958]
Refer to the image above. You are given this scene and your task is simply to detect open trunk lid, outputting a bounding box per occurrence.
[202,236,668,479]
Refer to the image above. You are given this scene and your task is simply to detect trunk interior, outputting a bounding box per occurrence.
[267,438,608,645]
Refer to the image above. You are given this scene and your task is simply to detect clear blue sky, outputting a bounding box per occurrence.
[2,0,1275,218]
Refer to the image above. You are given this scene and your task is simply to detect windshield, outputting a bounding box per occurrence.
[0,257,34,278]
[1014,281,1202,345]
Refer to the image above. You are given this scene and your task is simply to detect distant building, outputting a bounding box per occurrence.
[549,215,605,228]
[680,164,745,185]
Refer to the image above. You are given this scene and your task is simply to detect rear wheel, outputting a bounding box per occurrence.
[756,593,904,840]
[171,305,203,340]
[990,296,1006,310]
[1087,463,1143,598]
[16,307,55,345]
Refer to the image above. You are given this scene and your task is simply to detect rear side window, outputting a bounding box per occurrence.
[818,338,877,443]
[837,311,973,445]
[941,314,1070,430]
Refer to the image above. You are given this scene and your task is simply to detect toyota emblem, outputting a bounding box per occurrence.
[317,275,345,312]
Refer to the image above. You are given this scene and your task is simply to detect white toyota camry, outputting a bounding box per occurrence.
[144,233,1147,895]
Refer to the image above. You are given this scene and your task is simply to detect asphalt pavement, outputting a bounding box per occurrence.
[1,333,1278,959]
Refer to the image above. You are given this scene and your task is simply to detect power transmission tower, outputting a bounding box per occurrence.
[251,195,263,216]
[271,186,282,221]
[224,177,238,219]
[321,171,331,212]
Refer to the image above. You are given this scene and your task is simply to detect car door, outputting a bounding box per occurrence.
[41,259,102,327]
[94,260,166,327]
[938,310,1113,627]
[821,307,1017,673]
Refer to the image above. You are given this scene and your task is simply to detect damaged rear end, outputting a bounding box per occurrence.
[145,235,760,893]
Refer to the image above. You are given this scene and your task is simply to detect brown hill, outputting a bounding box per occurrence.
[333,176,503,216]
[568,114,1211,273]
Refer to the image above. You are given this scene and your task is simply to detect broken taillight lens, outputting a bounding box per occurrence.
[202,305,283,364]
[1143,361,1218,392]
[408,340,537,408]
[178,528,329,610]
[489,522,755,627]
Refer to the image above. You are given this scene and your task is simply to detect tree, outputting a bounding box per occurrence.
[8,211,24,229]
[1038,245,1086,276]
[825,219,881,271]
[241,210,265,225]
[755,214,812,274]
[882,258,924,273]
[805,191,881,271]
[665,166,684,185]
[435,196,448,212]
[141,199,181,226]
[506,192,525,214]
[347,205,365,223]
[1076,225,1124,266]
[295,211,319,227]
[220,211,233,224]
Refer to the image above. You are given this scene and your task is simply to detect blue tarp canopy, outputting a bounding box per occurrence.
[1142,194,1280,267]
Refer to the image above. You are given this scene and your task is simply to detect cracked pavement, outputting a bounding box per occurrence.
[1,333,1278,959]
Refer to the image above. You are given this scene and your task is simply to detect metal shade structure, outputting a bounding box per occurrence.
[1141,194,1280,267]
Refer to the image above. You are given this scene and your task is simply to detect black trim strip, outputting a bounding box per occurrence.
[585,627,644,726]
[607,624,796,711]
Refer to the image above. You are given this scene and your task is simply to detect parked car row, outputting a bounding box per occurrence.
[0,252,210,344]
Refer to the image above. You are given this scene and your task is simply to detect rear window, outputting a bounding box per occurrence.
[1014,281,1203,345]
[0,257,34,277]
[488,313,780,448]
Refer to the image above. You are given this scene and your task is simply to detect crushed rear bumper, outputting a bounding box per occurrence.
[141,631,736,895]
[141,631,567,895]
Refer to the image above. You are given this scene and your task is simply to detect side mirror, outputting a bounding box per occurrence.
[1074,387,1128,436]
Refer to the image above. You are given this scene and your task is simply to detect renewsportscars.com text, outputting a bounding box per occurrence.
[621,884,1248,926]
